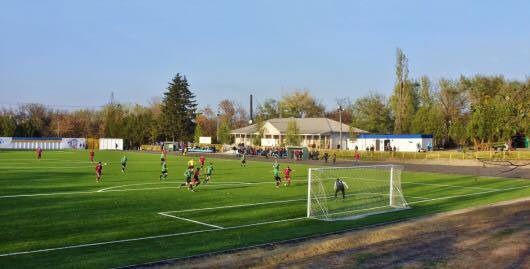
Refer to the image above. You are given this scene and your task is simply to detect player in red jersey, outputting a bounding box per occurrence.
[36,147,43,160]
[191,167,201,191]
[184,167,201,192]
[89,150,95,162]
[199,155,206,168]
[95,161,103,183]
[284,166,293,186]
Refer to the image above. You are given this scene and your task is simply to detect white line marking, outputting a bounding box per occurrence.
[0,229,218,258]
[97,181,272,193]
[0,190,96,199]
[160,198,307,214]
[0,217,305,258]
[0,181,274,198]
[408,185,530,205]
[98,182,176,192]
[327,204,401,217]
[160,193,431,214]
[0,184,527,257]
[158,213,224,229]
[402,181,498,191]
[111,217,412,269]
[0,166,97,170]
[225,217,306,229]
[0,174,517,198]
[330,185,530,216]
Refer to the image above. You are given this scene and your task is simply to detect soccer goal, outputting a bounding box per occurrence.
[307,165,409,221]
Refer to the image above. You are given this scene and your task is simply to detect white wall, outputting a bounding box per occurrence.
[0,137,12,149]
[348,137,433,152]
[99,138,123,150]
[199,136,212,144]
[0,138,88,150]
[61,138,86,149]
[261,138,277,147]
[12,141,62,150]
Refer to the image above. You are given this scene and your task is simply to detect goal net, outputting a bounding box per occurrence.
[307,165,409,221]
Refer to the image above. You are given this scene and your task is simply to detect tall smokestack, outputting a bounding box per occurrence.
[249,94,254,124]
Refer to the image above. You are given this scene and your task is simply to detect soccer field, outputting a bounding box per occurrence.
[0,150,529,268]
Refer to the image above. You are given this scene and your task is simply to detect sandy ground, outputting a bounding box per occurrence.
[132,198,530,269]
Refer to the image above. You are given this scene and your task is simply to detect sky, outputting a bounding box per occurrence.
[1,0,529,111]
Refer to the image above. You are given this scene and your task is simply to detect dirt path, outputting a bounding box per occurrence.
[132,198,530,269]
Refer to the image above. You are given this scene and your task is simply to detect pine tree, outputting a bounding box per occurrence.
[160,74,197,142]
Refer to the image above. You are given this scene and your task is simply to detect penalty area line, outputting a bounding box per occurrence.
[158,213,224,229]
[0,181,278,199]
[160,192,432,214]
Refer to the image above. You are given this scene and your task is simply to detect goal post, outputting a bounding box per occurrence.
[307,164,409,221]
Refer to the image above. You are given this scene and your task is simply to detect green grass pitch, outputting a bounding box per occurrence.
[0,150,528,268]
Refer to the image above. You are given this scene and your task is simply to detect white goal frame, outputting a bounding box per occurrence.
[306,164,409,220]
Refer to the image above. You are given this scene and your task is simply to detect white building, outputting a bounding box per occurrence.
[348,134,434,152]
[231,118,367,149]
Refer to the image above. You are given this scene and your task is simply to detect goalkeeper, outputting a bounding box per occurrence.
[334,178,349,199]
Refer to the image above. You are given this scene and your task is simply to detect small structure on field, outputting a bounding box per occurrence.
[348,134,433,152]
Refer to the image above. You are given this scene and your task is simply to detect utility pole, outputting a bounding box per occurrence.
[57,113,61,137]
[338,105,343,149]
[216,112,220,143]
[249,94,253,125]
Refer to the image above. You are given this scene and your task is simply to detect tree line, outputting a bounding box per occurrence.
[1,49,528,149]
[253,49,529,149]
[0,74,248,148]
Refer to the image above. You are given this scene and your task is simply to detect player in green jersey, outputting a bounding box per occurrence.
[120,155,128,173]
[180,168,194,190]
[160,151,166,164]
[204,162,214,184]
[273,167,281,188]
[240,153,246,167]
[159,161,168,180]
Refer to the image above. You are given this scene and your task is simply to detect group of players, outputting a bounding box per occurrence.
[241,153,294,188]
[35,147,293,190]
[161,154,214,192]
[91,150,128,183]
[38,148,347,198]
